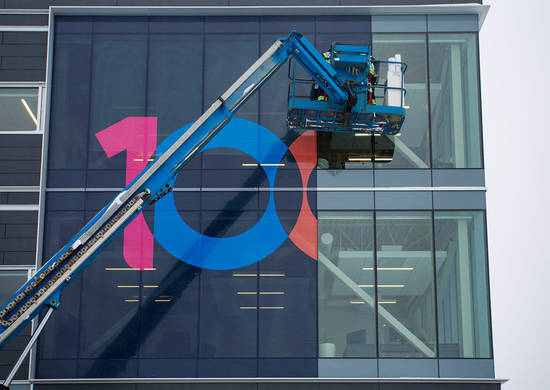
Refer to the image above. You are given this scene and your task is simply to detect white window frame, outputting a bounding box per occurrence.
[0,82,46,134]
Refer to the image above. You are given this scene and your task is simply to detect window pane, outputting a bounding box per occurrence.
[435,211,491,358]
[87,33,148,188]
[0,270,30,380]
[0,271,28,308]
[376,211,437,358]
[318,212,376,357]
[316,26,373,170]
[373,33,430,169]
[429,33,481,168]
[0,88,38,131]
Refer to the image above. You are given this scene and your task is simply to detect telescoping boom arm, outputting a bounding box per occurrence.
[0,31,405,351]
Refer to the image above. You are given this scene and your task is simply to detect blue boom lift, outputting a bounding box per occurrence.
[0,31,406,388]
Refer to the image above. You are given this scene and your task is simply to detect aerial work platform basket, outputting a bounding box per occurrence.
[287,43,407,136]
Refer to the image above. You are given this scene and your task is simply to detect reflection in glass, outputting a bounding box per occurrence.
[318,212,376,357]
[148,34,203,141]
[435,211,491,358]
[316,31,374,170]
[430,33,482,168]
[373,34,430,168]
[0,88,39,131]
[317,132,375,170]
[0,270,28,303]
[0,270,31,380]
[376,211,437,357]
[87,33,147,179]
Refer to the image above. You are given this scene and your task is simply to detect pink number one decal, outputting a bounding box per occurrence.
[96,117,157,269]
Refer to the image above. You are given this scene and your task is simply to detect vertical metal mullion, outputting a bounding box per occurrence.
[32,7,56,383]
[431,210,441,374]
[373,209,380,373]
[475,32,485,170]
[425,16,434,173]
[27,267,36,383]
[482,209,494,359]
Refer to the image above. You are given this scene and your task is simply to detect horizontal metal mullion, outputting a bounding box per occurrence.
[29,377,507,384]
[45,186,487,192]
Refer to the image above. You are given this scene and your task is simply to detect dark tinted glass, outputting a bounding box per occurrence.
[0,270,30,380]
[41,15,319,378]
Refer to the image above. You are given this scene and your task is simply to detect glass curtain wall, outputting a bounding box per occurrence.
[318,210,492,359]
[434,211,491,358]
[429,33,482,168]
[376,211,437,358]
[318,212,376,358]
[42,15,321,378]
[373,34,430,169]
[318,30,482,170]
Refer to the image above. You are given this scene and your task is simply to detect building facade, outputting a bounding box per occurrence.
[0,1,504,389]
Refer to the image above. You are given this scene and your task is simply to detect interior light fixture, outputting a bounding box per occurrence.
[241,163,258,167]
[354,133,371,137]
[348,156,372,162]
[259,273,285,277]
[379,300,397,304]
[233,273,257,277]
[117,285,139,288]
[260,163,285,167]
[239,306,257,310]
[154,299,171,303]
[143,285,159,288]
[237,291,257,295]
[20,98,37,127]
[133,158,144,162]
[358,284,405,288]
[260,291,285,295]
[350,300,365,304]
[124,299,139,303]
[259,306,285,310]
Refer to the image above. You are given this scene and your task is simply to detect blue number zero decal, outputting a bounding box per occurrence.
[153,118,288,270]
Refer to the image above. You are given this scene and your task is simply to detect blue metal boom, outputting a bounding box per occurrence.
[0,31,406,351]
